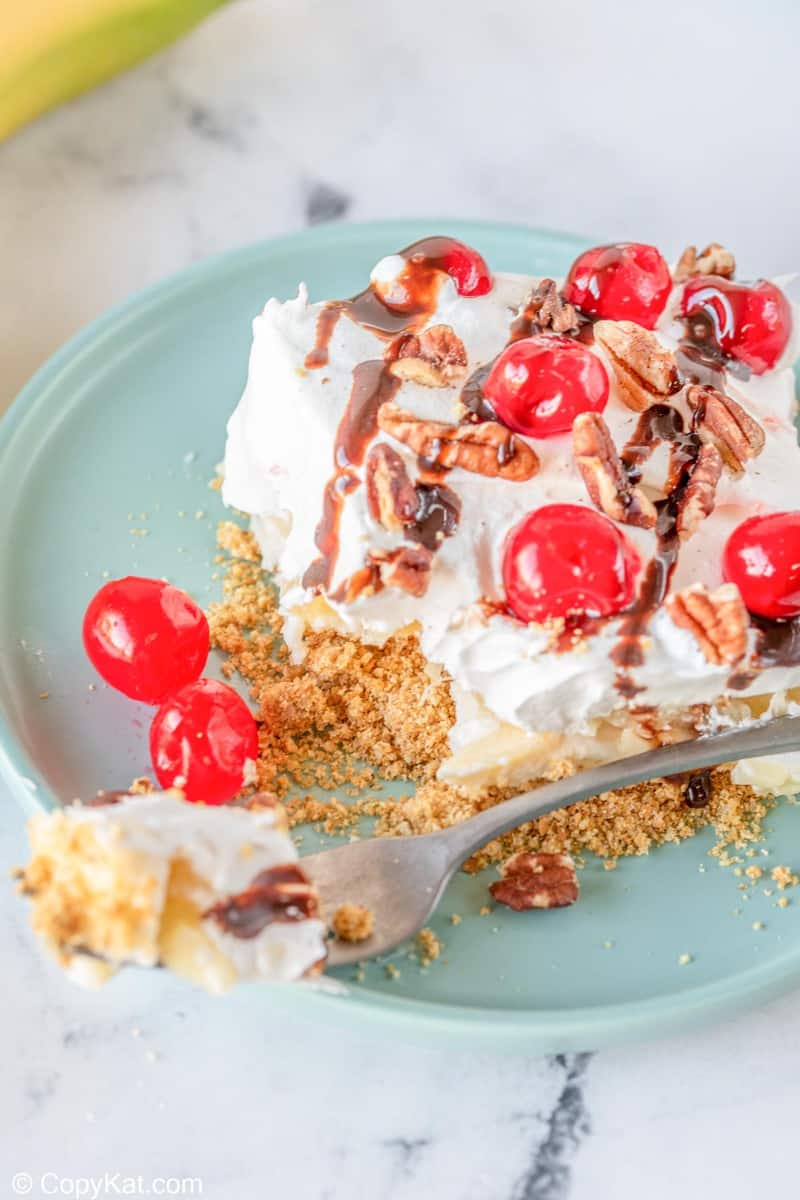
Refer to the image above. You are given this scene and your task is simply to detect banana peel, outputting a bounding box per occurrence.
[0,0,231,142]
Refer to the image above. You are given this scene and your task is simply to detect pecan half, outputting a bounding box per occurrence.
[522,279,580,334]
[573,412,657,529]
[489,852,579,911]
[686,384,765,473]
[368,544,432,597]
[676,442,723,539]
[385,324,468,387]
[667,583,749,667]
[205,864,319,938]
[594,320,681,412]
[365,442,417,531]
[377,403,539,481]
[673,243,736,282]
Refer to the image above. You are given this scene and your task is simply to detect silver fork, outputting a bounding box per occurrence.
[303,714,800,966]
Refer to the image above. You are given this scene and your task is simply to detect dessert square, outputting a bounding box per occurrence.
[222,236,800,798]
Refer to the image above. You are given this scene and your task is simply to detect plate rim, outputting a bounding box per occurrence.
[3,216,798,1050]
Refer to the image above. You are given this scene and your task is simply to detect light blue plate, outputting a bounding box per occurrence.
[2,220,800,1051]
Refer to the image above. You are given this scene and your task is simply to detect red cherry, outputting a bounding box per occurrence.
[503,504,641,623]
[681,275,792,374]
[564,242,672,329]
[438,239,492,296]
[402,236,492,297]
[83,577,209,704]
[723,512,800,619]
[149,678,259,805]
[484,335,609,438]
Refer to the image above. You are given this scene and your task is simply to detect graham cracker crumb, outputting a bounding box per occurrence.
[744,866,763,880]
[449,913,462,926]
[678,952,693,966]
[415,927,443,966]
[384,963,400,980]
[331,903,374,943]
[771,866,799,889]
[776,897,790,909]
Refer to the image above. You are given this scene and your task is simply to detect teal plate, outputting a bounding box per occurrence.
[2,219,800,1052]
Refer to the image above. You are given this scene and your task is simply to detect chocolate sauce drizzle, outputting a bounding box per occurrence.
[684,770,712,809]
[205,864,317,939]
[605,296,766,694]
[304,236,464,370]
[676,304,800,674]
[751,613,800,668]
[676,309,750,391]
[408,483,461,551]
[610,406,703,693]
[303,361,401,591]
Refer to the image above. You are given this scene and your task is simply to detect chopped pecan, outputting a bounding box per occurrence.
[686,384,765,473]
[377,403,539,481]
[368,544,433,597]
[666,583,749,666]
[522,279,580,334]
[676,442,723,539]
[594,320,681,412]
[489,852,579,911]
[365,442,417,531]
[674,243,736,282]
[572,412,657,529]
[385,324,468,387]
[205,864,319,938]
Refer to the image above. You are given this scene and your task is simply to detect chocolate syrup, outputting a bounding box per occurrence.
[684,770,712,809]
[751,613,800,668]
[611,405,702,688]
[304,236,467,369]
[460,361,497,423]
[205,864,316,938]
[302,362,400,590]
[408,483,461,551]
[676,309,750,390]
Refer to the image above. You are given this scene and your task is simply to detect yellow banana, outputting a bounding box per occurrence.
[0,0,231,142]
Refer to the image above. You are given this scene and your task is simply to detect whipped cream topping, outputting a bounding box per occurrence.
[223,255,800,739]
[66,791,327,982]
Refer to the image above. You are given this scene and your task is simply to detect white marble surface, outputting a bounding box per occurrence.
[2,1,800,1195]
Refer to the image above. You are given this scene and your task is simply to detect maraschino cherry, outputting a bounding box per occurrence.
[432,238,493,297]
[564,242,672,329]
[483,335,609,438]
[681,276,792,375]
[371,237,492,308]
[503,504,641,623]
[150,678,259,805]
[723,512,800,619]
[83,577,209,704]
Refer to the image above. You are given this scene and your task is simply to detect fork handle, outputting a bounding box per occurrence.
[439,713,800,868]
